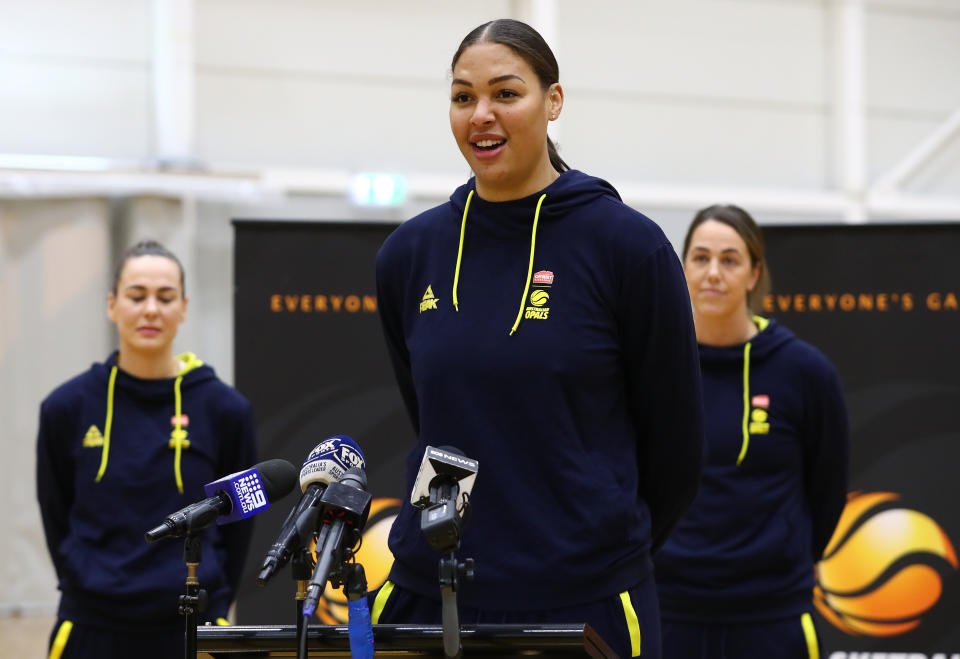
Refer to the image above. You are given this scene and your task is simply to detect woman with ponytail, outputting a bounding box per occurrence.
[372,19,704,658]
[654,205,849,658]
[37,240,258,658]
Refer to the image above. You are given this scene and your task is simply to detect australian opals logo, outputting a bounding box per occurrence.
[524,270,553,320]
[815,491,958,636]
[310,498,401,624]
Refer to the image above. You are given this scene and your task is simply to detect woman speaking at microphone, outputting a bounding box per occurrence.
[653,205,849,658]
[36,240,258,658]
[372,19,704,658]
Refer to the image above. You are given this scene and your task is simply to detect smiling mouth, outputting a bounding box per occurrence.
[473,139,505,151]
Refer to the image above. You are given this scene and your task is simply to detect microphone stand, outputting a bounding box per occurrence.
[438,553,474,659]
[291,546,314,641]
[178,533,207,659]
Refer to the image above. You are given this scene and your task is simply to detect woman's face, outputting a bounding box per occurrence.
[683,219,760,318]
[108,255,187,356]
[450,42,562,201]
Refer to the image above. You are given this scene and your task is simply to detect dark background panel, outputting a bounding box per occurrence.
[233,220,414,623]
[764,223,960,652]
[233,220,960,650]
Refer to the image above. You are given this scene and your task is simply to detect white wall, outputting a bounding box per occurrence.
[1,0,958,615]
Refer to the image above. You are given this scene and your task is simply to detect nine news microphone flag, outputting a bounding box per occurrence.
[145,459,298,542]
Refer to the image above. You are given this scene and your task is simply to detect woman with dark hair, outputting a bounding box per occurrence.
[653,205,849,658]
[371,19,704,657]
[37,239,258,659]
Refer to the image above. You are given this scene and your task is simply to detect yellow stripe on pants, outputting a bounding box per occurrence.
[801,612,820,659]
[619,591,642,656]
[48,620,73,659]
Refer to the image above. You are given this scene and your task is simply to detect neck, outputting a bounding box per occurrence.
[476,160,559,202]
[116,348,180,379]
[694,310,759,347]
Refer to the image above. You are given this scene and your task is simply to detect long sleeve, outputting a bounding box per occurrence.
[36,398,75,580]
[621,242,705,553]
[802,359,850,559]
[375,243,420,435]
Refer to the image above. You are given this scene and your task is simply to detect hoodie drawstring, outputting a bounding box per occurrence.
[171,374,187,493]
[737,341,752,465]
[452,189,474,312]
[736,316,770,465]
[95,366,119,483]
[96,353,203,493]
[170,353,203,493]
[509,193,547,335]
[450,189,548,336]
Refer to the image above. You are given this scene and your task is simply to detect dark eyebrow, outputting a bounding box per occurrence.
[451,74,527,88]
[690,246,744,255]
[489,74,525,85]
[124,285,178,293]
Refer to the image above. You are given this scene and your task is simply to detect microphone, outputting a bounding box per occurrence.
[302,467,373,618]
[145,458,298,542]
[411,446,478,553]
[257,435,366,585]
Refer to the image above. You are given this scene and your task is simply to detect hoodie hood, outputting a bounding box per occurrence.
[449,169,622,221]
[448,170,623,334]
[94,351,216,492]
[698,317,795,364]
[697,318,796,466]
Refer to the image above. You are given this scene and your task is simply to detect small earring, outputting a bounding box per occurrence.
[550,114,557,120]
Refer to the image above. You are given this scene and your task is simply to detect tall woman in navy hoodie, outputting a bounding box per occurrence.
[37,240,257,659]
[654,205,849,658]
[372,18,704,658]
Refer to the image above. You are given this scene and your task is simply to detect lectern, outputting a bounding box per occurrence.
[196,623,618,657]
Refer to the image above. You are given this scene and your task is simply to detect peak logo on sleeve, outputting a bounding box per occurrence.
[419,285,439,313]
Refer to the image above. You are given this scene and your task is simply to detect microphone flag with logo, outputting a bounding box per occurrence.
[258,435,366,585]
[145,458,298,542]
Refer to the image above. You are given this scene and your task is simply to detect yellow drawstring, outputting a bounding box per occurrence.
[509,193,547,335]
[95,366,118,483]
[737,341,752,465]
[170,352,204,494]
[452,190,474,312]
[171,374,186,493]
[97,353,203,491]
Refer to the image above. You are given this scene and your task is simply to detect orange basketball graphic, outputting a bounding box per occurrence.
[815,491,958,636]
[311,497,401,624]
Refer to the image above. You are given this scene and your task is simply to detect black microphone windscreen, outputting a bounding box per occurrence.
[256,459,298,502]
[342,466,368,490]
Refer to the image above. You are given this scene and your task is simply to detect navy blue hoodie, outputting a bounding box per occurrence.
[654,318,849,622]
[36,352,258,627]
[375,170,704,610]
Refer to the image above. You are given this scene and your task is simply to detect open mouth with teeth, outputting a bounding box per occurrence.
[473,139,506,151]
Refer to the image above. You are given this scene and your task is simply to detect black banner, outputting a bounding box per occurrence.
[764,223,960,657]
[233,220,412,624]
[233,220,960,655]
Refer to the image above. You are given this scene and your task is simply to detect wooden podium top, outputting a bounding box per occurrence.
[196,622,619,657]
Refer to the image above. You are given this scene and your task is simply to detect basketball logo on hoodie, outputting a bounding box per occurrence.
[524,270,553,320]
[749,394,770,434]
[815,491,958,636]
